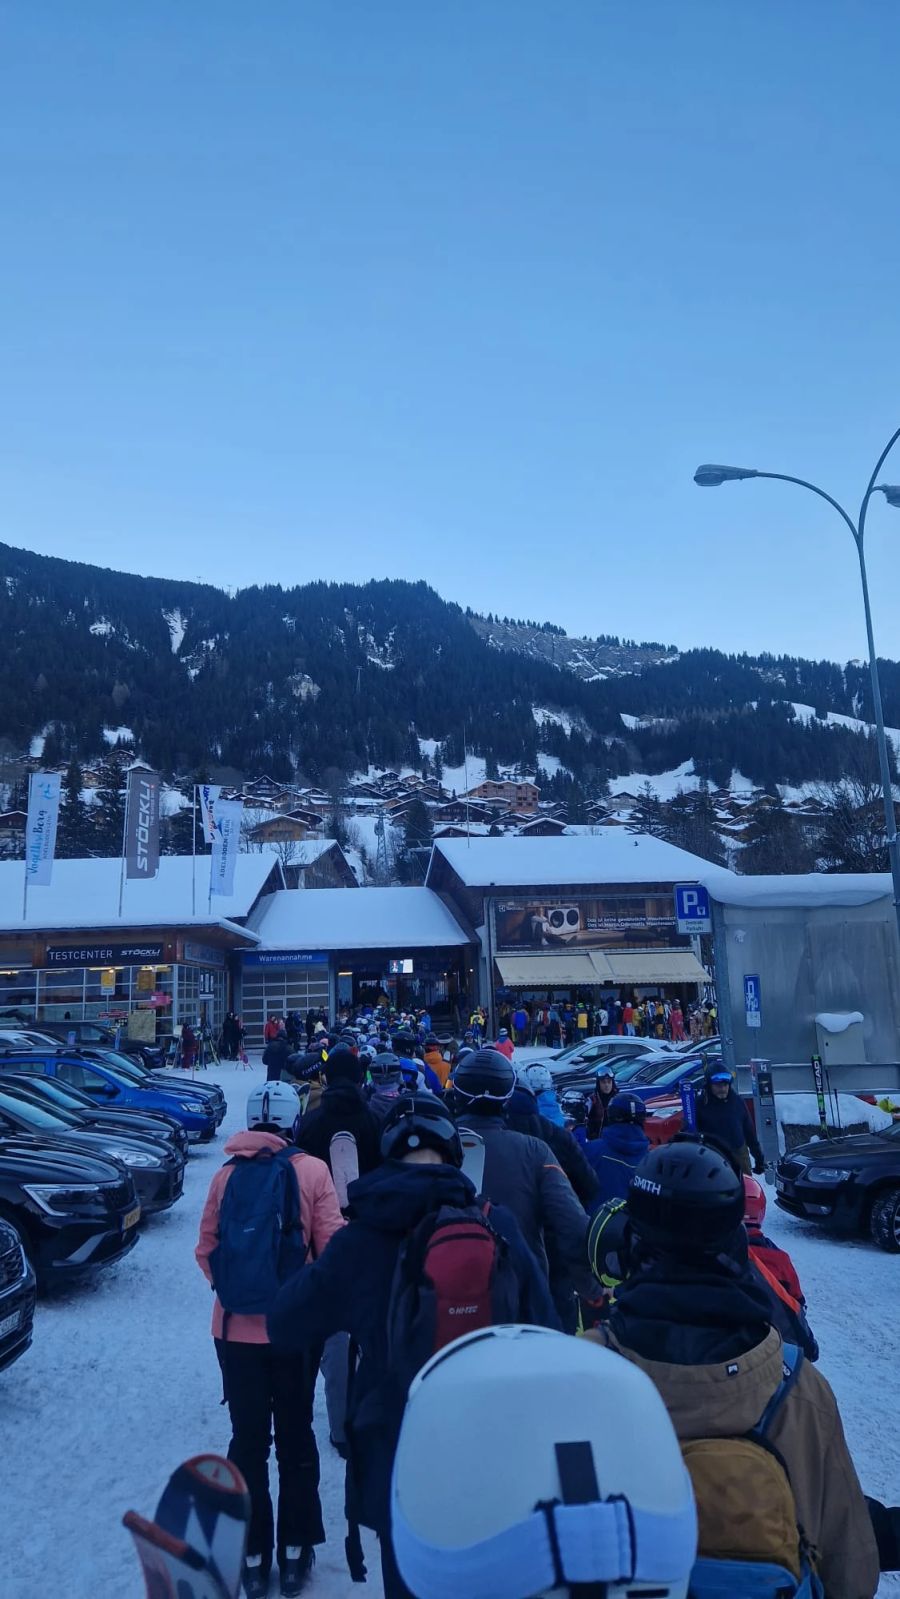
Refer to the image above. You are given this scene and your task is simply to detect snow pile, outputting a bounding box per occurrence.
[162,608,187,655]
[815,1012,864,1034]
[776,1092,893,1152]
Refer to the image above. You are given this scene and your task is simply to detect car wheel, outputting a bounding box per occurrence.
[869,1189,900,1253]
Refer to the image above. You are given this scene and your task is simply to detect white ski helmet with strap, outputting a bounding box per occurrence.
[525,1063,554,1095]
[246,1081,303,1136]
[391,1324,697,1599]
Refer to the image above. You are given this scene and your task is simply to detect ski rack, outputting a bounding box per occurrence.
[742,1058,900,1173]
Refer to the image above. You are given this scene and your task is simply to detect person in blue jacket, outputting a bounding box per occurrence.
[585,1091,650,1206]
[523,1063,566,1127]
[268,1094,559,1599]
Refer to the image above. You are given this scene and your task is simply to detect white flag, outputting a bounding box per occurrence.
[199,784,222,846]
[25,771,62,887]
[210,799,242,898]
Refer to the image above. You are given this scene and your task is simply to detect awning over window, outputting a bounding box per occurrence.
[495,952,610,987]
[602,950,709,986]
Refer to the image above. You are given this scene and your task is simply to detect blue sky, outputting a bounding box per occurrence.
[2,2,900,661]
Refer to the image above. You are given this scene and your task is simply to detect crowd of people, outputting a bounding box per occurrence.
[492,993,717,1048]
[194,1015,896,1599]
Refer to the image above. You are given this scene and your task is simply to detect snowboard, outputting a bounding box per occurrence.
[125,1455,250,1599]
[460,1128,486,1194]
[330,1131,360,1210]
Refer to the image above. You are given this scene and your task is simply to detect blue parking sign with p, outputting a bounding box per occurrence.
[675,883,712,933]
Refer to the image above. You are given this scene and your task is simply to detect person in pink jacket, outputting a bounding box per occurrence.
[196,1082,344,1598]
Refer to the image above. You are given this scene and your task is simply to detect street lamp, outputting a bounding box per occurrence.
[694,427,900,955]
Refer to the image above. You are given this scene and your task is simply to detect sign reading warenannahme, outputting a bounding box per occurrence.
[241,950,329,968]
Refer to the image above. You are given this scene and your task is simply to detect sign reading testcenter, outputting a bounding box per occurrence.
[45,943,165,966]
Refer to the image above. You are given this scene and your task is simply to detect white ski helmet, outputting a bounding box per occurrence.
[525,1063,554,1095]
[246,1081,303,1137]
[391,1325,696,1599]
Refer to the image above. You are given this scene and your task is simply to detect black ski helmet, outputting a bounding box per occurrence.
[370,1050,402,1082]
[587,1198,629,1290]
[607,1091,647,1127]
[451,1047,516,1108]
[380,1093,463,1167]
[322,1044,363,1086]
[626,1135,745,1257]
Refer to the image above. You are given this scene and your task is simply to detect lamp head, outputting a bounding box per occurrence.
[693,463,759,487]
[875,484,900,509]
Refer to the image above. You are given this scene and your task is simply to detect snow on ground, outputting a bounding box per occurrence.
[89,619,114,637]
[163,607,187,655]
[28,732,45,758]
[2,1060,382,1599]
[102,725,135,747]
[790,701,900,760]
[609,761,698,800]
[7,1060,897,1597]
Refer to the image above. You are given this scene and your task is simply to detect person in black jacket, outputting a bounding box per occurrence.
[263,1032,292,1082]
[507,1081,599,1212]
[294,1044,383,1458]
[696,1066,765,1174]
[268,1094,558,1599]
[450,1049,592,1331]
[586,1066,618,1139]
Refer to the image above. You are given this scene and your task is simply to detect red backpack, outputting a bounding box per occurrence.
[386,1202,522,1392]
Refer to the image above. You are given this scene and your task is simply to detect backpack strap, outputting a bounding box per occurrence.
[752,1344,804,1442]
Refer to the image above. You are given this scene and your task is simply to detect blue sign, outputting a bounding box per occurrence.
[674,883,712,934]
[241,951,329,968]
[744,974,761,1029]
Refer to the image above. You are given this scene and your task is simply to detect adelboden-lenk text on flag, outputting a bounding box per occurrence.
[209,799,242,898]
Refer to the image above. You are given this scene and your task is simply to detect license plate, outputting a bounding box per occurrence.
[775,1176,786,1193]
[123,1205,141,1230]
[0,1309,22,1339]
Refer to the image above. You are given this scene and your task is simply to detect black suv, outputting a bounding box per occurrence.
[0,1135,140,1281]
[776,1120,900,1252]
[0,1217,36,1371]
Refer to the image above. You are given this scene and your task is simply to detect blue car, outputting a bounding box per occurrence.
[621,1053,713,1104]
[0,1052,217,1143]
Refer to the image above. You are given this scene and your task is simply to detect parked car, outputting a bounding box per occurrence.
[78,1047,227,1125]
[39,1020,166,1070]
[0,1070,189,1155]
[547,1051,666,1095]
[0,1217,36,1371]
[0,1083,184,1214]
[0,1134,140,1281]
[541,1035,675,1067]
[0,1051,217,1142]
[0,1029,62,1050]
[776,1122,900,1252]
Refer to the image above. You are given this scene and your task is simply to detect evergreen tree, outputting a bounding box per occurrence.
[90,756,126,856]
[628,781,667,838]
[740,795,813,875]
[57,759,91,857]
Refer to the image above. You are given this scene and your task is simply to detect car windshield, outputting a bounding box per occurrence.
[0,1085,79,1130]
[5,1074,93,1110]
[627,1055,697,1085]
[89,1050,148,1083]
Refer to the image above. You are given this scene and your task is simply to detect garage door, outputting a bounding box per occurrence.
[241,966,331,1046]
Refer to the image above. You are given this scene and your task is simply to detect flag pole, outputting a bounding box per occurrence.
[118,769,130,919]
[191,785,197,917]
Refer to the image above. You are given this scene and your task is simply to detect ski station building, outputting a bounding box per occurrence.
[0,833,897,1061]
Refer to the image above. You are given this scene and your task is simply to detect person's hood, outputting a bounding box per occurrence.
[346,1160,475,1233]
[224,1129,287,1158]
[602,1325,786,1440]
[322,1079,367,1107]
[597,1123,649,1156]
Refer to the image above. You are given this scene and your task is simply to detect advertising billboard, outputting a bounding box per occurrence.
[494,895,679,952]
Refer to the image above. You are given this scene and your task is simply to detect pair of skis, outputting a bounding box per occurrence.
[124,1455,250,1599]
[329,1130,487,1200]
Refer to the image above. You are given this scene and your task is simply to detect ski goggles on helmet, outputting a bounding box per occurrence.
[380,1096,463,1167]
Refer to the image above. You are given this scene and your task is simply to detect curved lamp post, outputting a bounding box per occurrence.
[694,427,900,952]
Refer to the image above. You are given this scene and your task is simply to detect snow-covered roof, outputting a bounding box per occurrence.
[697,870,893,909]
[427,832,721,888]
[250,887,471,950]
[0,854,280,932]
